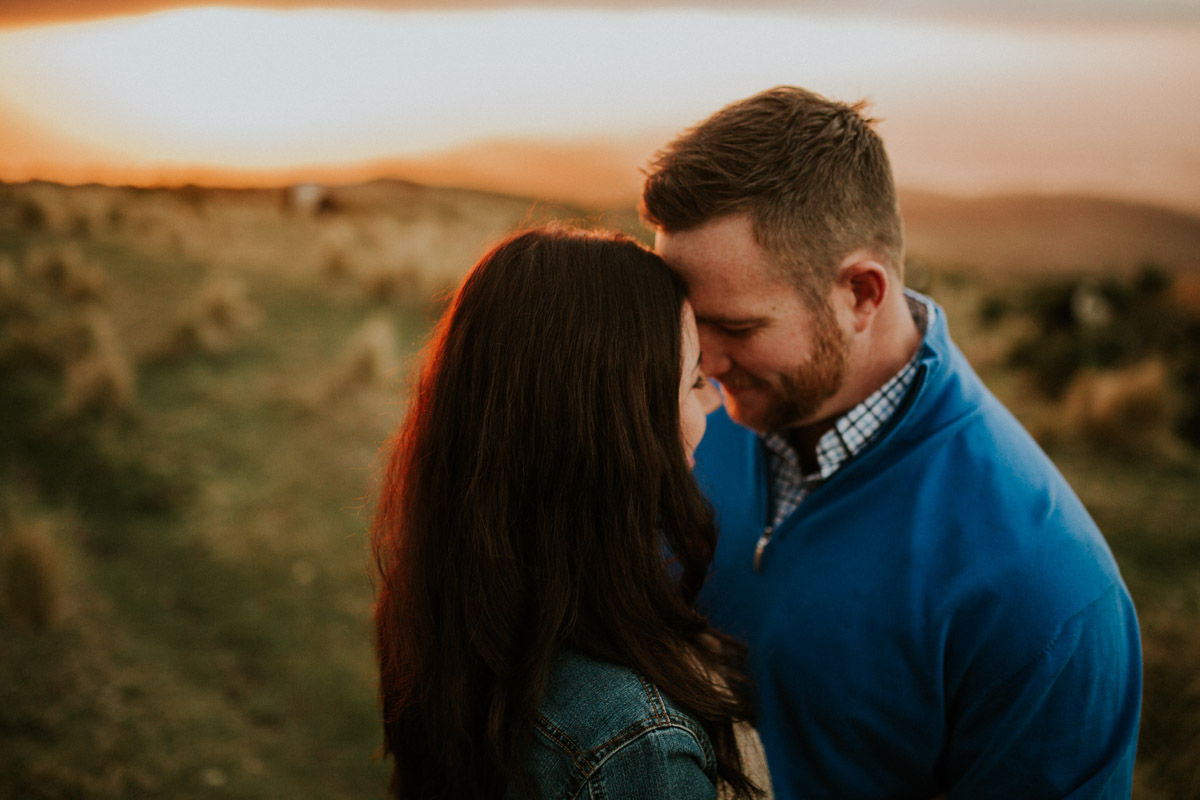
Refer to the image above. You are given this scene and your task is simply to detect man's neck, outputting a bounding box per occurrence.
[787,421,833,474]
[783,291,925,473]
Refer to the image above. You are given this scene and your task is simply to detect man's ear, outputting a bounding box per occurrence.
[833,251,889,334]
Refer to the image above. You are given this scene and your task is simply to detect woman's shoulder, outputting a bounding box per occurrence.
[514,648,718,799]
[537,648,710,749]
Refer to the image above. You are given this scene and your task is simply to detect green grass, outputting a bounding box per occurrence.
[1,181,1198,799]
[0,183,439,798]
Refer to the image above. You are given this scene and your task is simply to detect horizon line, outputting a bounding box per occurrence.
[7,170,1200,222]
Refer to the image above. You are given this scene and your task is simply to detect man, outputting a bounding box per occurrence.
[643,86,1141,799]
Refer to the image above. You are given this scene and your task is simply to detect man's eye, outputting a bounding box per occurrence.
[720,325,755,338]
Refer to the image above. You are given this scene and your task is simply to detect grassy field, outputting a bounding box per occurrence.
[1,180,1197,799]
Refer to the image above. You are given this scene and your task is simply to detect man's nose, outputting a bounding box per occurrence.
[698,330,731,377]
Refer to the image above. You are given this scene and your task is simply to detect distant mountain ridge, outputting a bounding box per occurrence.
[328,179,1200,278]
[378,176,1200,277]
[8,177,1199,279]
[898,189,1200,276]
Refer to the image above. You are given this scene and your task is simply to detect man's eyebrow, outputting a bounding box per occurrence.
[695,313,770,327]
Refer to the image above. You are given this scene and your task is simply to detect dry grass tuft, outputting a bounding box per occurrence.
[361,265,422,303]
[1172,272,1200,318]
[1139,595,1200,798]
[308,315,399,408]
[0,254,23,314]
[312,220,362,284]
[60,309,136,418]
[1,521,65,631]
[319,248,355,283]
[160,275,262,360]
[198,275,260,331]
[1,251,132,419]
[14,196,49,231]
[25,244,110,304]
[1060,359,1180,455]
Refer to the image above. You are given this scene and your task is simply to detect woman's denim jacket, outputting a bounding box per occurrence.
[507,647,719,799]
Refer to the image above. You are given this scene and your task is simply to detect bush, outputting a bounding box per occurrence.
[1061,360,1176,454]
[156,275,261,361]
[361,265,422,303]
[1,522,64,631]
[309,314,399,408]
[995,265,1200,448]
[26,244,110,304]
[60,309,137,420]
[17,196,48,231]
[1139,597,1200,798]
[0,251,182,524]
[0,255,25,317]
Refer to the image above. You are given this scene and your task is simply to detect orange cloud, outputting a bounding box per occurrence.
[0,0,711,30]
[6,0,1198,30]
[0,127,660,211]
[0,104,135,183]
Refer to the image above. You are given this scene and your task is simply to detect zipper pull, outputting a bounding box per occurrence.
[754,525,773,573]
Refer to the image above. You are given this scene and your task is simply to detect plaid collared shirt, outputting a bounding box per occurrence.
[762,295,933,529]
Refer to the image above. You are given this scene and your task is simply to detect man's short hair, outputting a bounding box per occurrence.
[642,85,904,304]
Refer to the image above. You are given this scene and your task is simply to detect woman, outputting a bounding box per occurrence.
[371,225,769,799]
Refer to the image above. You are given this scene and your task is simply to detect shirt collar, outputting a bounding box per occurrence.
[763,292,934,482]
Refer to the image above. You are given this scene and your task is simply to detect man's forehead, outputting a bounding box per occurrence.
[682,268,806,327]
[668,254,795,307]
[656,223,779,282]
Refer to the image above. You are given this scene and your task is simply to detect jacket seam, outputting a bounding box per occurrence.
[635,674,670,723]
[582,720,711,790]
[533,710,711,798]
[988,580,1122,696]
[531,714,593,777]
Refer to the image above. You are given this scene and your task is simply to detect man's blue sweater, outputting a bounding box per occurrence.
[694,294,1141,799]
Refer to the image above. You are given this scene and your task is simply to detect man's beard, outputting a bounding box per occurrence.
[728,303,849,434]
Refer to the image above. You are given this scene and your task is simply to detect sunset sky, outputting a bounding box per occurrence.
[1,0,1198,212]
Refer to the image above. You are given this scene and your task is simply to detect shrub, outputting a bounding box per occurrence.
[0,256,179,523]
[1,521,64,631]
[320,249,355,283]
[59,309,136,419]
[340,315,398,385]
[309,315,399,407]
[158,275,261,361]
[0,255,24,315]
[1061,360,1177,454]
[25,244,110,304]
[361,265,422,303]
[199,276,258,330]
[1175,326,1200,446]
[1139,596,1200,798]
[1,253,130,421]
[996,265,1200,448]
[1003,267,1177,388]
[16,196,48,231]
[977,294,1010,328]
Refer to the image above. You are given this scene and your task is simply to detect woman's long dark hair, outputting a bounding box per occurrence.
[372,225,758,799]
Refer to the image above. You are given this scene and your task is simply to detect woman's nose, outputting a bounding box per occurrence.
[698,378,723,414]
